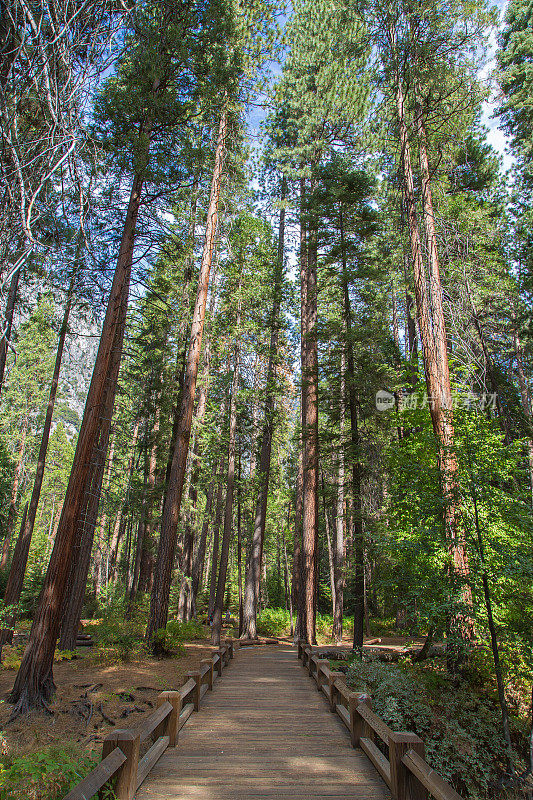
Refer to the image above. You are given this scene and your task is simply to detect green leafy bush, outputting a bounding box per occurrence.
[0,747,115,800]
[346,657,525,800]
[256,608,291,636]
[91,617,144,663]
[154,618,205,654]
[255,608,355,639]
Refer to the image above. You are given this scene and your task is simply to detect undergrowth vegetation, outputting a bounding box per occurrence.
[256,607,355,639]
[0,746,115,800]
[154,619,206,655]
[346,654,529,800]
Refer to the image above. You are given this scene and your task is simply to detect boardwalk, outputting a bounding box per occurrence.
[136,644,390,800]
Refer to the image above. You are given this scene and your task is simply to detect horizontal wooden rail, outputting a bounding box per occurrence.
[136,700,172,743]
[63,637,238,800]
[297,641,463,800]
[136,735,169,789]
[402,749,463,800]
[63,746,127,800]
[179,701,194,730]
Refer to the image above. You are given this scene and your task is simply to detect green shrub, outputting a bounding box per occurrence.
[255,608,356,639]
[153,618,205,654]
[346,657,525,800]
[256,608,291,636]
[175,619,206,640]
[91,617,144,663]
[0,747,115,800]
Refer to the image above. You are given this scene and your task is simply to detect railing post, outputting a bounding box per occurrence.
[297,640,303,660]
[308,651,315,677]
[328,671,344,713]
[225,638,234,658]
[156,691,181,746]
[102,729,140,800]
[316,659,329,691]
[389,733,426,800]
[186,670,202,711]
[213,649,223,677]
[201,657,214,690]
[348,692,372,748]
[219,644,228,667]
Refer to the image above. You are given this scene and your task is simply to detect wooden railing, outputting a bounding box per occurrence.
[63,639,236,800]
[297,641,462,800]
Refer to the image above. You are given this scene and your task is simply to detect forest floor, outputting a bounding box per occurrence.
[0,633,417,759]
[0,640,214,757]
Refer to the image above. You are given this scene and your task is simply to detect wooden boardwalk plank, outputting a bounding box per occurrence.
[136,645,390,800]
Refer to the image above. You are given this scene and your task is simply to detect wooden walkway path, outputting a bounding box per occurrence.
[136,644,390,800]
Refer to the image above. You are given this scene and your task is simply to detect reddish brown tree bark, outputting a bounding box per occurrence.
[332,351,345,644]
[386,21,473,661]
[10,146,148,712]
[300,176,319,645]
[177,267,216,621]
[292,450,305,641]
[146,107,227,645]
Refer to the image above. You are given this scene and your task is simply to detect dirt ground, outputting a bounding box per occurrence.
[0,641,215,758]
[0,633,422,761]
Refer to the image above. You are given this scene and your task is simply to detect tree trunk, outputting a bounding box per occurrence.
[94,424,117,560]
[177,303,213,621]
[292,442,306,641]
[58,391,139,653]
[237,447,243,636]
[321,471,336,621]
[10,150,147,712]
[333,352,345,644]
[0,269,76,651]
[139,404,161,593]
[282,512,293,632]
[191,477,215,613]
[241,176,286,639]
[300,176,319,645]
[208,466,225,617]
[126,440,149,612]
[386,26,473,662]
[146,107,227,646]
[164,175,200,488]
[208,377,230,618]
[211,325,240,647]
[339,209,364,651]
[403,250,418,389]
[414,90,474,657]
